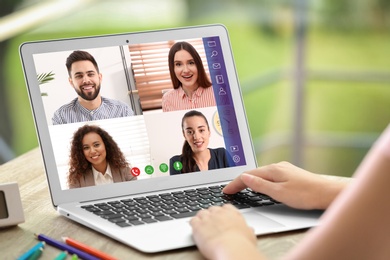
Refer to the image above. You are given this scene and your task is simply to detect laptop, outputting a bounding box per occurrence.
[20,24,321,253]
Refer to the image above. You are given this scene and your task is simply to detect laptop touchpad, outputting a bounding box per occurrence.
[243,211,285,233]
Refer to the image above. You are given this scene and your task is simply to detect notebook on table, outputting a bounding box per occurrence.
[20,24,321,253]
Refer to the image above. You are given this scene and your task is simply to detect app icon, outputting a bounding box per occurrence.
[216,75,224,84]
[207,41,216,47]
[230,145,239,152]
[218,87,226,95]
[159,163,169,173]
[145,165,154,175]
[232,155,240,163]
[131,167,141,177]
[173,161,183,171]
[211,50,218,57]
[212,63,221,69]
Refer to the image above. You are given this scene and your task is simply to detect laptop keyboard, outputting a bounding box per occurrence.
[80,185,280,227]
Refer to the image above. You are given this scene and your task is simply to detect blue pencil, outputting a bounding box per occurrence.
[17,241,45,260]
[26,247,43,260]
[35,234,99,260]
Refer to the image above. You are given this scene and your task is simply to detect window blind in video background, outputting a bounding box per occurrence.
[128,39,210,110]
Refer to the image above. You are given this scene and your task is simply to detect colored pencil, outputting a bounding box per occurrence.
[35,233,99,260]
[26,247,43,260]
[63,237,118,260]
[17,241,45,260]
[54,251,68,260]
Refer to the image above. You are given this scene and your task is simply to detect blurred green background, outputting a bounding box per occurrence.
[1,0,390,177]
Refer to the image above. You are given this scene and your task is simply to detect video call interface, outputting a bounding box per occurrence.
[33,36,246,190]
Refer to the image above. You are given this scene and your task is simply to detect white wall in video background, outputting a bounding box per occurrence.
[144,106,226,177]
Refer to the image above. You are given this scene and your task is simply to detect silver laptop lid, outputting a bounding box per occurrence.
[20,24,256,206]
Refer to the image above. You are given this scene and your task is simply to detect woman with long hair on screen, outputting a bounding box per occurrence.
[169,110,233,175]
[162,41,216,112]
[67,124,136,188]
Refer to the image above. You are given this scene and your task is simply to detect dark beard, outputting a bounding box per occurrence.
[76,84,101,101]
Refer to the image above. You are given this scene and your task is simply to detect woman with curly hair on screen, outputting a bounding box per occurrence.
[67,124,136,188]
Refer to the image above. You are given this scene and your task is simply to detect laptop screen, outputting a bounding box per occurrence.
[21,25,256,204]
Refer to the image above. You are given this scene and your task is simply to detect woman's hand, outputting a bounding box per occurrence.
[190,204,264,260]
[223,161,348,210]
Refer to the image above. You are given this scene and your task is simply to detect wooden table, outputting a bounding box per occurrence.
[0,148,347,259]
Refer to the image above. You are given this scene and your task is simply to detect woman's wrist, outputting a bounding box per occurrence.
[319,177,350,209]
[212,235,264,260]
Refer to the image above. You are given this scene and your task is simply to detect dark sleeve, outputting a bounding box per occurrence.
[169,155,182,175]
[215,148,235,168]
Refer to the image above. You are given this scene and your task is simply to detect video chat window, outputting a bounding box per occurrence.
[128,38,210,111]
[32,36,244,190]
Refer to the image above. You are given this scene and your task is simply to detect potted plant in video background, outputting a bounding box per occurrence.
[37,71,55,96]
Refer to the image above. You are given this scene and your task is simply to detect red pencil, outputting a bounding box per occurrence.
[62,237,117,260]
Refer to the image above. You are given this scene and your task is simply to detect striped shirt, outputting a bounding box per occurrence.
[52,97,134,125]
[161,86,216,112]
